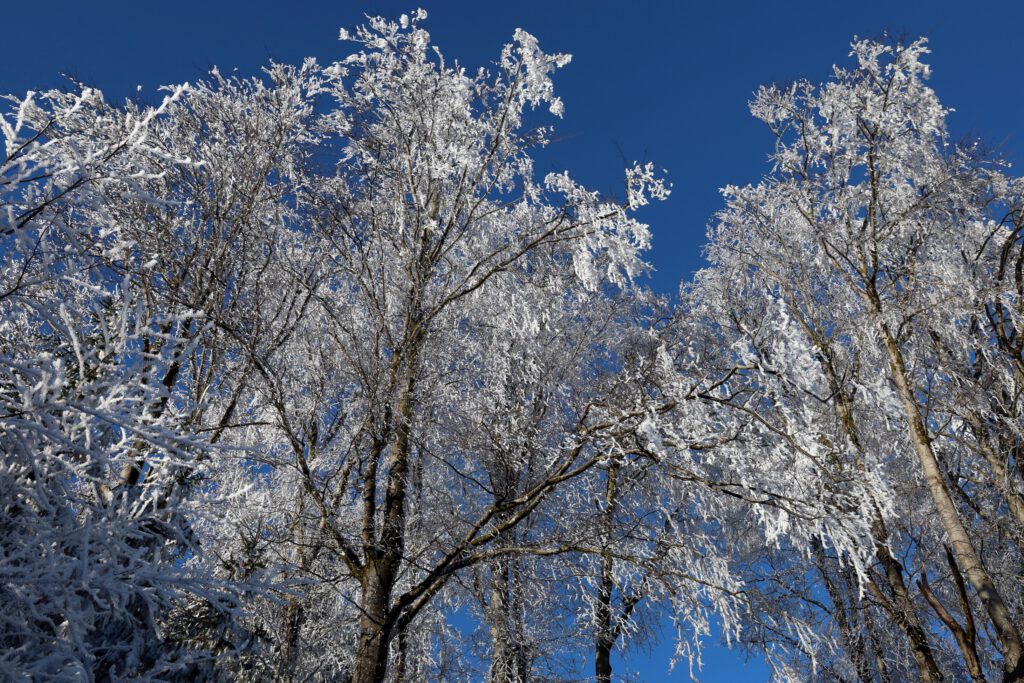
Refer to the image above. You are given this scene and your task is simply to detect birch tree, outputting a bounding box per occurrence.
[691,36,1024,682]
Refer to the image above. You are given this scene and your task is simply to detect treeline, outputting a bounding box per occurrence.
[2,11,1023,683]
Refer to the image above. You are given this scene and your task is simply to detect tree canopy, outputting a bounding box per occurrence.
[2,11,1024,683]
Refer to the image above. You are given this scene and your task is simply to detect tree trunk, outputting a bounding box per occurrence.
[485,453,531,683]
[918,567,986,683]
[872,529,945,683]
[352,336,420,683]
[847,566,893,683]
[819,351,943,683]
[352,561,396,683]
[595,464,619,683]
[876,318,1024,681]
[595,638,613,683]
[276,599,305,682]
[488,556,529,683]
[816,548,873,683]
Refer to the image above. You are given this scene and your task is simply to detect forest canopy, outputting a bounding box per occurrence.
[2,10,1024,683]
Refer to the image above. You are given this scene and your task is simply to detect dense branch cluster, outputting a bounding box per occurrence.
[2,11,1023,683]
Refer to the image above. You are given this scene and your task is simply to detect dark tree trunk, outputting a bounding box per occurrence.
[352,337,420,683]
[595,464,619,683]
[352,561,396,683]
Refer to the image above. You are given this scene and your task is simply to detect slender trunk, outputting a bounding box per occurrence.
[595,638,613,683]
[488,556,529,683]
[276,600,305,682]
[919,569,986,683]
[820,352,943,682]
[595,464,619,683]
[816,548,872,683]
[486,452,530,683]
[276,493,311,681]
[393,627,408,683]
[872,522,945,683]
[876,317,1024,681]
[595,557,614,683]
[845,566,893,683]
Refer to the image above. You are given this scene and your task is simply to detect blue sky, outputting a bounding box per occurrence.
[5,1,1021,679]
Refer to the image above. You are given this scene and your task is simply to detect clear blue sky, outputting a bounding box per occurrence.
[5,1,1020,679]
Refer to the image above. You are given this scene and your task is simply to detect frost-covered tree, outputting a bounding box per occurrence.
[176,11,679,683]
[686,37,1024,682]
[6,11,1024,683]
[0,80,247,678]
